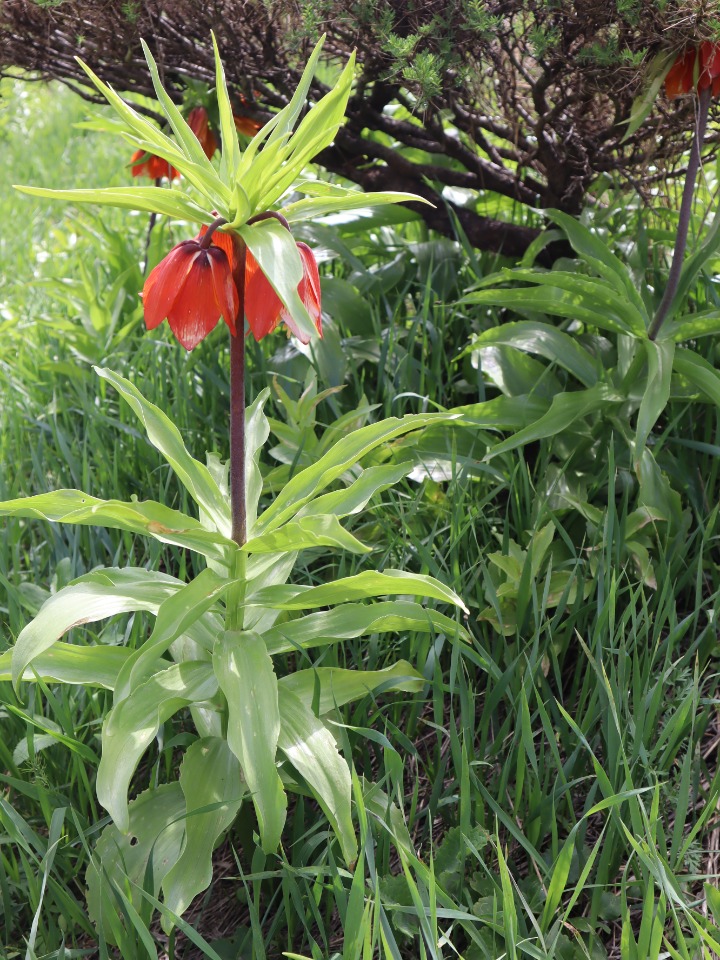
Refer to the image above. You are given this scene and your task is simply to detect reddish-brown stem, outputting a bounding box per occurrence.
[247,210,290,231]
[648,84,712,341]
[230,240,247,547]
[200,215,229,249]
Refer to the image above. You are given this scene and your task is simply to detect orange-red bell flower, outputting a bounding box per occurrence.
[200,226,322,343]
[666,43,720,98]
[187,106,218,159]
[143,239,239,350]
[130,149,179,180]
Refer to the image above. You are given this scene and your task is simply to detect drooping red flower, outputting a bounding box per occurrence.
[143,239,239,350]
[187,106,218,159]
[200,226,322,344]
[130,149,179,180]
[666,43,720,99]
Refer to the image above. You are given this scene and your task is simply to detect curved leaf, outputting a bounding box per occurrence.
[243,514,370,555]
[245,388,271,534]
[87,784,186,944]
[280,661,423,715]
[0,642,130,689]
[278,689,356,865]
[463,285,633,337]
[672,349,720,405]
[251,569,467,613]
[296,463,412,520]
[96,368,232,539]
[161,738,245,926]
[256,412,458,534]
[264,600,468,655]
[634,339,675,463]
[464,321,599,387]
[669,309,720,342]
[484,383,622,459]
[97,662,218,832]
[10,567,220,690]
[114,567,228,704]
[0,490,234,565]
[282,191,429,223]
[238,219,314,341]
[213,631,286,853]
[543,210,648,322]
[15,184,211,223]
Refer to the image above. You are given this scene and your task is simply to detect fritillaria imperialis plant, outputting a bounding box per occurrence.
[0,36,468,935]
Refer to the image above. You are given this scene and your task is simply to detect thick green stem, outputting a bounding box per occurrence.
[648,84,711,341]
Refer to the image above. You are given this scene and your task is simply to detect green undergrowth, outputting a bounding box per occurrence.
[1,80,720,960]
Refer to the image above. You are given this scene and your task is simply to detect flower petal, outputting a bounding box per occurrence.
[701,42,720,87]
[165,252,222,350]
[188,106,218,159]
[207,246,239,336]
[245,250,283,340]
[280,243,322,343]
[297,242,322,337]
[130,150,149,177]
[666,48,696,99]
[143,241,201,331]
[234,114,261,137]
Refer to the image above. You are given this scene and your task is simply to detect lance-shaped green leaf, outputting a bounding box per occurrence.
[242,515,370,555]
[278,689,356,865]
[238,218,316,342]
[87,783,186,943]
[161,738,245,927]
[673,349,720,405]
[634,339,675,463]
[213,632,286,853]
[0,489,234,565]
[461,321,600,388]
[296,463,412,519]
[235,36,326,184]
[484,383,622,459]
[114,568,228,704]
[281,191,430,223]
[543,210,649,323]
[211,32,241,185]
[97,662,218,833]
[9,566,208,690]
[622,50,676,142]
[280,661,423,715]
[463,280,635,338]
[257,54,357,209]
[264,600,468,655]
[140,40,220,180]
[75,52,230,211]
[245,388,271,535]
[15,184,212,223]
[669,309,720,342]
[256,412,458,534]
[96,368,232,538]
[251,569,467,613]
[1,642,130,690]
